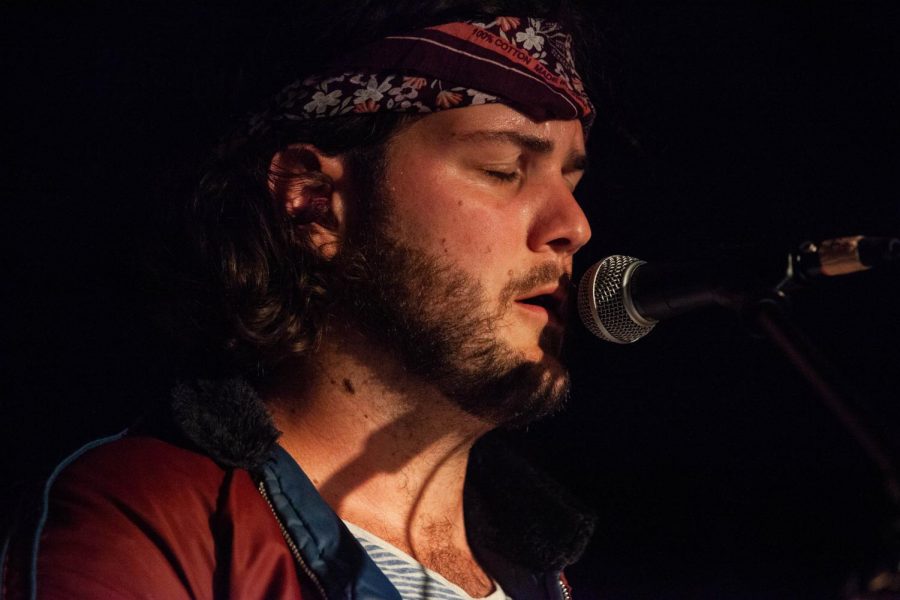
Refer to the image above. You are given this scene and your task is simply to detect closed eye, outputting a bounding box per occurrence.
[484,170,519,182]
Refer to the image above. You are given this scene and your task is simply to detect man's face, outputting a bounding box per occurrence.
[335,103,591,426]
[382,103,590,361]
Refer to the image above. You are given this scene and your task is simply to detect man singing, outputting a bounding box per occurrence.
[3,2,598,597]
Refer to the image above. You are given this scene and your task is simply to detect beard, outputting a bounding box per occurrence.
[328,217,572,429]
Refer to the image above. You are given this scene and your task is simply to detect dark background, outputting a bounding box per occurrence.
[3,2,899,598]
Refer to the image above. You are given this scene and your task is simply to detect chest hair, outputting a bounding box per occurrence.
[388,519,494,597]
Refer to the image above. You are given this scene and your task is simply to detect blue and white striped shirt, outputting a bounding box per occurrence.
[344,521,511,600]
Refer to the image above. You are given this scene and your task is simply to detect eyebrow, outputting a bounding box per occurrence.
[452,130,588,171]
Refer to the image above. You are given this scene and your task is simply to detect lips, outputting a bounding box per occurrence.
[514,285,568,325]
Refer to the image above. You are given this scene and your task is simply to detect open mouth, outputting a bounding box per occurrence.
[515,291,565,324]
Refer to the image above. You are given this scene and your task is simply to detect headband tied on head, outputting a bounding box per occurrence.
[249,17,594,136]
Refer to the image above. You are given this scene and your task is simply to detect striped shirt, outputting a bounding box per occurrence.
[344,521,511,600]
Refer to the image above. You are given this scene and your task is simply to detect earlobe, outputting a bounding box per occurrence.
[268,145,347,258]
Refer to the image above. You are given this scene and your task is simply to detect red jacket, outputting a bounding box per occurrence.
[3,434,316,599]
[2,379,594,599]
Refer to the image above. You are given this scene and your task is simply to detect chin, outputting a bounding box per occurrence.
[511,321,566,359]
[522,348,563,372]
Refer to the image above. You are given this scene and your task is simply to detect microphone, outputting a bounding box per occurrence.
[578,235,899,344]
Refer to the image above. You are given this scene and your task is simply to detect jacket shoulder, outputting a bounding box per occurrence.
[52,434,234,511]
[3,434,303,599]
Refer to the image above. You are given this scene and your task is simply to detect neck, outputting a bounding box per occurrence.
[263,331,493,566]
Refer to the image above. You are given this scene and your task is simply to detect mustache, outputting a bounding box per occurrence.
[500,263,571,305]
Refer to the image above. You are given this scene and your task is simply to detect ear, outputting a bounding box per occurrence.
[268,144,348,259]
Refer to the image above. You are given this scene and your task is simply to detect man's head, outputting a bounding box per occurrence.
[170,2,595,426]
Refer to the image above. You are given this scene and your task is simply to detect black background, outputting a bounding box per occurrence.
[3,2,900,598]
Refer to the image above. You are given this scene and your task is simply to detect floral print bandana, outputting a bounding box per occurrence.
[248,17,594,136]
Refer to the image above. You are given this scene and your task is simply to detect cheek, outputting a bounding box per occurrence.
[387,160,529,267]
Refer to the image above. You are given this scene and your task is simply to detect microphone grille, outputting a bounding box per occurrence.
[578,255,655,344]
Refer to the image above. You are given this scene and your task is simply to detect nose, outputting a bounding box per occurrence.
[527,179,592,255]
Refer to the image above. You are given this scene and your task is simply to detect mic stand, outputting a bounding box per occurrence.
[746,295,900,597]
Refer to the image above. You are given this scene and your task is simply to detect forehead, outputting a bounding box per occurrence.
[392,103,586,154]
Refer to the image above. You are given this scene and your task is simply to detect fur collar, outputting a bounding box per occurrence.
[168,377,595,572]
